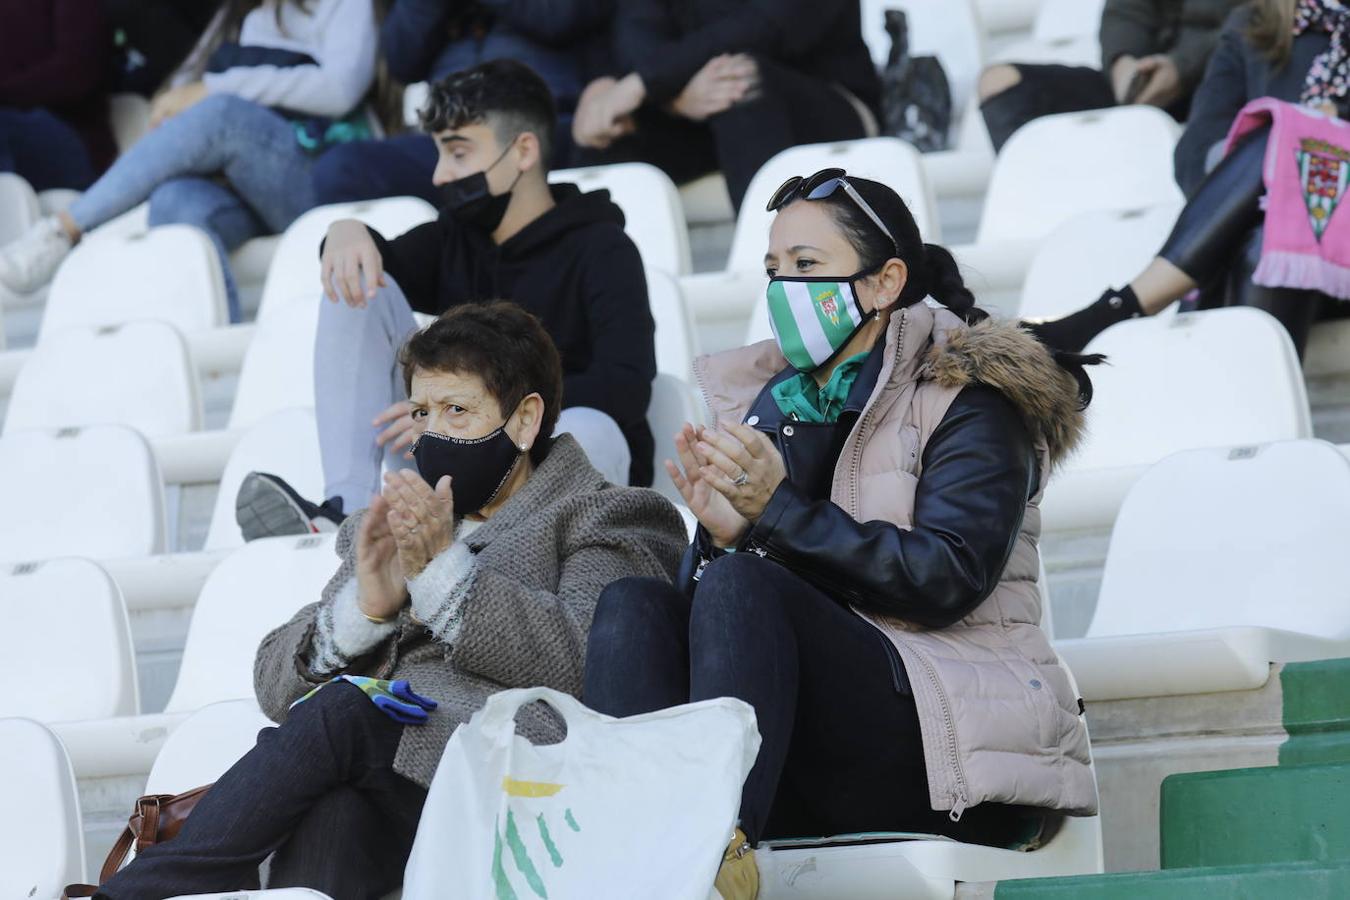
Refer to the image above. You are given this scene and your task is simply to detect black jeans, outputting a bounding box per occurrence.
[1159,124,1324,358]
[574,55,868,211]
[979,64,1116,152]
[582,553,1038,846]
[97,683,427,900]
[978,63,1192,152]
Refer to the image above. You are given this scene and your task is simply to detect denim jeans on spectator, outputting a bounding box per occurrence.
[95,683,426,900]
[0,107,96,191]
[315,277,633,513]
[67,93,318,321]
[583,553,1041,846]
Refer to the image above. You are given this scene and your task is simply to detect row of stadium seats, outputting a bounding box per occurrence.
[16,429,1350,895]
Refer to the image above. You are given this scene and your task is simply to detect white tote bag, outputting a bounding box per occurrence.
[402,687,761,900]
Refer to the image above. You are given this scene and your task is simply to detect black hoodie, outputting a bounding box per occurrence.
[366,183,656,486]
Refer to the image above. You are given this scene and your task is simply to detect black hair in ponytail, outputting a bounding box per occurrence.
[807,175,987,325]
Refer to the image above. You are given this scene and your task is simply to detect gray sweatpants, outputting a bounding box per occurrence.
[313,279,631,513]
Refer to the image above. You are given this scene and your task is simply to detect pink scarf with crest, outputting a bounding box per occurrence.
[1224,97,1350,300]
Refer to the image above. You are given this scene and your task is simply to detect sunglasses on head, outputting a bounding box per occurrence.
[766,167,900,257]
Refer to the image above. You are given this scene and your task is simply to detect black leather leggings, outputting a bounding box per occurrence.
[1159,124,1323,357]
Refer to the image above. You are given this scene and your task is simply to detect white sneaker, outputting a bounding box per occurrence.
[0,217,74,293]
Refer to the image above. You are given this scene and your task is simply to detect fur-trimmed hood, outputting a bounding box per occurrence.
[694,302,1089,469]
[922,316,1088,468]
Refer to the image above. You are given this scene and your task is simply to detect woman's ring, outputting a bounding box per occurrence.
[733,470,749,487]
[408,525,419,534]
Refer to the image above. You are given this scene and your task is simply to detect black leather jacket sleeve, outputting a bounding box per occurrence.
[743,385,1039,628]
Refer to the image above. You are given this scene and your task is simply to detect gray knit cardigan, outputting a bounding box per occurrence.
[252,435,687,787]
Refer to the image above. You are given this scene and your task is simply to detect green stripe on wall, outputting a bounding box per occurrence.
[1280,658,1350,767]
[993,861,1350,899]
[1160,762,1350,870]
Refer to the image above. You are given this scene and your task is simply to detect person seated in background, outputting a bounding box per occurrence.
[583,170,1099,899]
[102,0,223,98]
[978,0,1244,152]
[0,0,381,320]
[310,0,615,206]
[0,0,115,194]
[1027,0,1350,359]
[570,0,881,212]
[236,60,657,541]
[89,302,686,900]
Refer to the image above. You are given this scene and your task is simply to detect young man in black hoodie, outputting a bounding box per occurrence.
[238,60,656,537]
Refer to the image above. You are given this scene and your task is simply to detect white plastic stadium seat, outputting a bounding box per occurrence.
[1016,202,1182,321]
[0,558,139,720]
[678,173,735,226]
[165,533,339,713]
[4,321,200,438]
[1055,439,1350,701]
[0,171,40,246]
[145,699,274,795]
[861,0,987,115]
[1034,0,1105,44]
[255,197,438,321]
[0,425,166,562]
[975,107,1182,244]
[992,0,1105,68]
[229,198,437,429]
[647,268,700,378]
[109,93,151,153]
[681,139,937,326]
[551,162,692,276]
[40,224,229,340]
[0,718,87,897]
[204,408,323,550]
[1043,308,1312,532]
[756,662,1102,898]
[648,373,706,504]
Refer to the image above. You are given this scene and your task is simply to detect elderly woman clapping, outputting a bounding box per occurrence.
[90,302,687,900]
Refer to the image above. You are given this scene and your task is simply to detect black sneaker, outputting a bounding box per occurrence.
[235,472,345,542]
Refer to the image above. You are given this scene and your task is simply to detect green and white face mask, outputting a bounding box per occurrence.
[766,272,877,372]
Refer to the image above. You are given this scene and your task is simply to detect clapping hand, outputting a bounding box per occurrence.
[572,74,646,149]
[671,54,759,121]
[355,495,407,621]
[382,469,455,579]
[666,423,749,548]
[693,423,787,523]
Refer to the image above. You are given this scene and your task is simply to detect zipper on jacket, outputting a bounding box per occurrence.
[847,310,906,518]
[908,638,972,821]
[693,556,710,582]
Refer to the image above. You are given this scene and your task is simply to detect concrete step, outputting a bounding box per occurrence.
[991,861,1350,898]
[1161,761,1350,871]
[1082,658,1350,872]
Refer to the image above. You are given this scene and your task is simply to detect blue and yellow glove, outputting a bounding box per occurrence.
[291,675,439,725]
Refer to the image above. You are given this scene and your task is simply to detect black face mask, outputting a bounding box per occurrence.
[411,426,522,517]
[440,142,521,233]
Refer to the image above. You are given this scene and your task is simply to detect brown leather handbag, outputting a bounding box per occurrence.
[62,783,212,898]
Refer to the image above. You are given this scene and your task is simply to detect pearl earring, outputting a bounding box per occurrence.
[520,443,528,451]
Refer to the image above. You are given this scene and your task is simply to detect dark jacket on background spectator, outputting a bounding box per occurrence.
[1174,5,1344,195]
[1100,0,1246,101]
[613,0,880,114]
[102,0,222,96]
[382,0,614,104]
[356,184,657,485]
[0,0,115,172]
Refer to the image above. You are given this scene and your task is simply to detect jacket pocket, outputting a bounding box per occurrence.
[873,628,912,695]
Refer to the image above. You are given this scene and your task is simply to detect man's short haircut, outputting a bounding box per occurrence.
[419,59,557,169]
[400,301,563,465]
